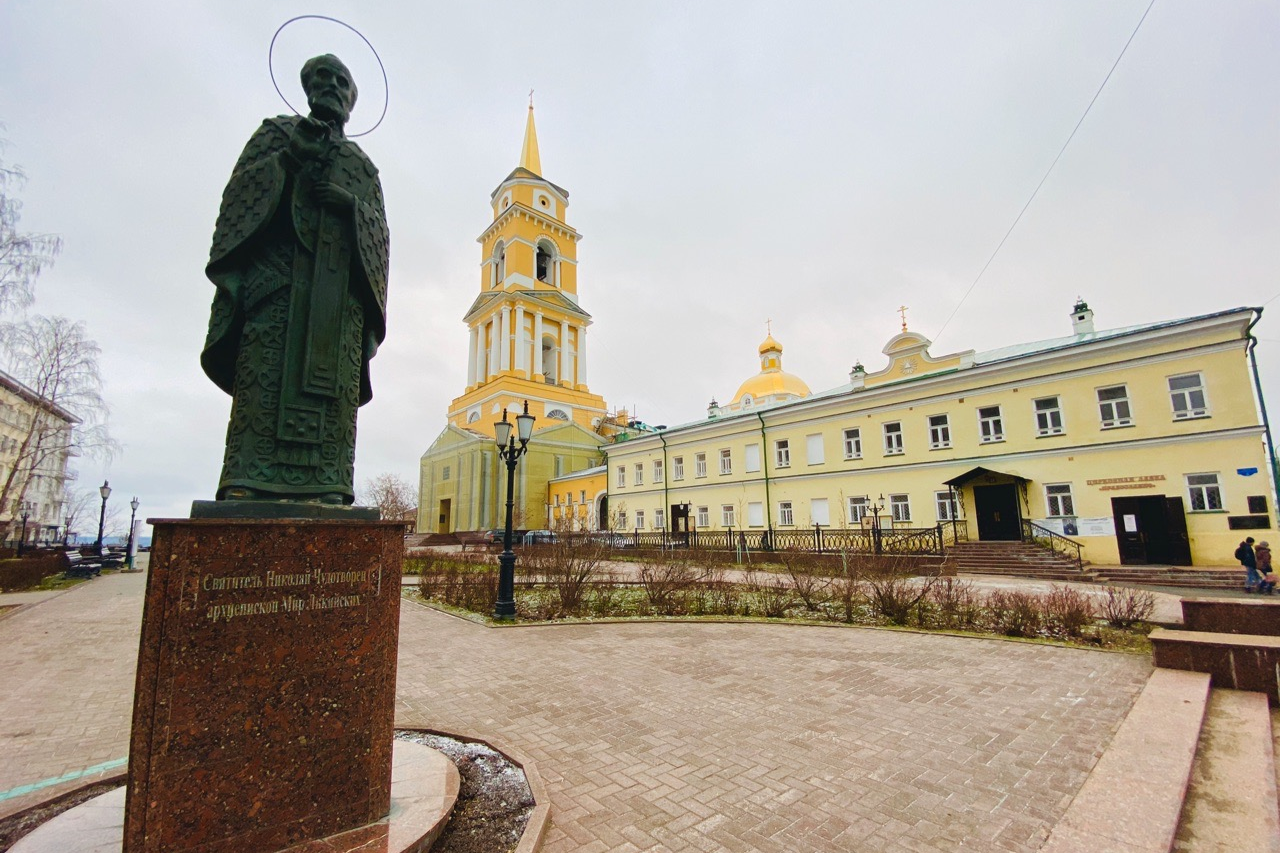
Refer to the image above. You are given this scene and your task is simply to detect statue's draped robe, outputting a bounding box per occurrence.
[202,116,389,502]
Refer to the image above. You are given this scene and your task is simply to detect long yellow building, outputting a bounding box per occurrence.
[598,303,1275,566]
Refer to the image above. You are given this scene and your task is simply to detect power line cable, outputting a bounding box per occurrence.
[934,0,1158,341]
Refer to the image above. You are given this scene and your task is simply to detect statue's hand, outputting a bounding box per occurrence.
[315,182,356,212]
[287,117,331,164]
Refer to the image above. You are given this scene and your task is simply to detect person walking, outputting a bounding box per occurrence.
[1236,536,1259,592]
[1257,541,1275,594]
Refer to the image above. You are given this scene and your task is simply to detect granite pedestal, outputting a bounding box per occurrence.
[125,518,404,853]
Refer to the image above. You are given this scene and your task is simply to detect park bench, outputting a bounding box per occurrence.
[62,551,101,580]
[458,532,495,553]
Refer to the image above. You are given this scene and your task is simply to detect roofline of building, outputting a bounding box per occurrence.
[0,368,81,425]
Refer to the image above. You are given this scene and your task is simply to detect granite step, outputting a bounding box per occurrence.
[1041,668,1211,853]
[1151,629,1280,705]
[1173,689,1280,852]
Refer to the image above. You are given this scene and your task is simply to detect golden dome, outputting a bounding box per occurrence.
[758,334,782,355]
[733,370,811,403]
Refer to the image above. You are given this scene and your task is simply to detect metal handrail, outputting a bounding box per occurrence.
[1020,519,1083,570]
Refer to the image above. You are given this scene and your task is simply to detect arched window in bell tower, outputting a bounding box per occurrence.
[541,335,558,384]
[535,239,556,285]
[492,240,506,288]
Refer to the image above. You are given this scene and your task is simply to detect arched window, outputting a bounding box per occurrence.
[493,240,505,288]
[546,409,569,421]
[535,239,556,284]
[541,335,558,384]
[467,411,480,423]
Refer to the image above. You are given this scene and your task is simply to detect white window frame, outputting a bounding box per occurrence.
[744,443,761,473]
[843,428,862,460]
[719,448,732,475]
[934,491,961,521]
[721,504,736,527]
[634,463,644,486]
[810,497,830,527]
[653,459,664,483]
[1034,396,1064,436]
[1169,373,1208,420]
[778,500,794,526]
[654,508,665,530]
[1187,473,1223,511]
[977,405,1004,443]
[928,414,951,449]
[635,510,645,530]
[847,495,869,524]
[883,422,904,455]
[1045,483,1075,517]
[775,439,791,468]
[1098,385,1133,428]
[673,456,684,480]
[616,465,626,488]
[889,493,911,523]
[696,506,709,527]
[695,453,707,478]
[747,501,764,527]
[617,510,627,529]
[806,434,825,465]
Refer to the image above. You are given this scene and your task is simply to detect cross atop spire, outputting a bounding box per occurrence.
[898,305,909,333]
[519,96,542,176]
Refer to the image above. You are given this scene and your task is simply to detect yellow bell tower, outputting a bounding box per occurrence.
[446,104,609,437]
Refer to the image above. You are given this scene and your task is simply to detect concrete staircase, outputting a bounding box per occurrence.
[1090,565,1245,591]
[946,540,1090,582]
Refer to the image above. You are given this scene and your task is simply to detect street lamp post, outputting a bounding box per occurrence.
[871,493,886,554]
[96,480,111,556]
[17,502,32,557]
[64,514,72,547]
[493,401,536,620]
[126,496,140,570]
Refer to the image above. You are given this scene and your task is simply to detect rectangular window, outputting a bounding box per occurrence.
[580,490,586,503]
[1035,396,1064,436]
[1045,484,1075,517]
[635,510,645,529]
[554,494,561,506]
[747,501,764,527]
[654,508,665,529]
[806,434,825,465]
[811,497,830,526]
[978,406,1004,443]
[616,465,626,488]
[719,448,732,475]
[883,422,904,455]
[1169,373,1208,419]
[696,506,709,527]
[775,439,791,468]
[634,463,644,486]
[889,493,911,523]
[653,459,664,483]
[721,504,736,527]
[843,428,862,459]
[1098,385,1133,428]
[928,414,951,449]
[745,443,761,473]
[847,496,869,524]
[778,501,794,526]
[1187,473,1223,511]
[673,456,684,480]
[442,465,451,481]
[618,510,627,529]
[935,491,961,521]
[695,453,707,478]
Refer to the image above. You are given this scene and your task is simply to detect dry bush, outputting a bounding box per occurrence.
[1042,585,1096,638]
[520,527,609,615]
[637,553,700,614]
[829,550,866,623]
[417,553,500,613]
[743,570,795,618]
[864,556,933,626]
[1100,586,1156,628]
[984,589,1043,637]
[928,577,983,631]
[781,552,832,611]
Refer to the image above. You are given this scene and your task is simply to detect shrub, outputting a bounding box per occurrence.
[929,577,983,631]
[637,554,700,614]
[781,553,832,611]
[1042,585,1096,638]
[864,557,933,626]
[984,589,1043,637]
[745,570,794,618]
[417,555,500,614]
[1101,586,1156,628]
[520,532,608,615]
[0,554,64,592]
[829,550,866,624]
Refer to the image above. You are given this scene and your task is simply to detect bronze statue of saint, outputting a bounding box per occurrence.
[202,54,389,505]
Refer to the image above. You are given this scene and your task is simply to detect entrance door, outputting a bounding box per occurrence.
[1111,495,1192,565]
[974,484,1021,540]
[437,499,451,534]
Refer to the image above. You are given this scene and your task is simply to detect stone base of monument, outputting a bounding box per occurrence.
[123,517,407,852]
[9,740,459,853]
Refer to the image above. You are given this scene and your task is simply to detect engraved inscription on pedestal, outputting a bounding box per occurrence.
[125,519,403,853]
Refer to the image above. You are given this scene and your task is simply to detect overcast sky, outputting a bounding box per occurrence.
[1,1,1277,531]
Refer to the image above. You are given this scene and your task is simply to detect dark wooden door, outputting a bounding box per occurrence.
[1111,497,1148,564]
[974,485,1020,541]
[1163,497,1192,566]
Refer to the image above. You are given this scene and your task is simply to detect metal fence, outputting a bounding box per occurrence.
[578,523,956,556]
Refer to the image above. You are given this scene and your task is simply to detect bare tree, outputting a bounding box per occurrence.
[60,482,95,545]
[0,315,116,539]
[360,473,416,520]
[1,141,61,314]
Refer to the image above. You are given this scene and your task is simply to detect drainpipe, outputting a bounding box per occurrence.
[659,431,670,536]
[1246,308,1278,514]
[756,412,772,530]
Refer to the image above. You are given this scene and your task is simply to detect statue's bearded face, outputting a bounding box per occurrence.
[303,59,356,125]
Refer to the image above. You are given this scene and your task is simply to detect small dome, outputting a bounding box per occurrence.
[732,371,811,403]
[758,334,782,355]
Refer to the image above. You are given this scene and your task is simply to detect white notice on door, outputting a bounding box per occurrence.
[1123,514,1138,533]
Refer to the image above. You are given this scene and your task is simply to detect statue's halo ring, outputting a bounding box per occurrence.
[268,15,388,138]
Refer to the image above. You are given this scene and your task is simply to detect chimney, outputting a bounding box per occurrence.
[1071,298,1094,335]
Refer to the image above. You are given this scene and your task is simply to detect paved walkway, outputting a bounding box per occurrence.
[1,568,1156,852]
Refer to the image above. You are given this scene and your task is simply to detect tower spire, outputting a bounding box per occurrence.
[519,95,542,176]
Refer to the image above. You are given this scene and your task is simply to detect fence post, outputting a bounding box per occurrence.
[815,524,823,554]
[873,524,882,555]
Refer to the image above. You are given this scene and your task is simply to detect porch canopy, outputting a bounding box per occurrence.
[942,466,1030,488]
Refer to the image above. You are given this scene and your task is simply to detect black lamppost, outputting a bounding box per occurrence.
[95,480,111,556]
[64,514,72,547]
[871,493,886,554]
[17,501,32,557]
[493,401,536,620]
[126,496,140,570]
